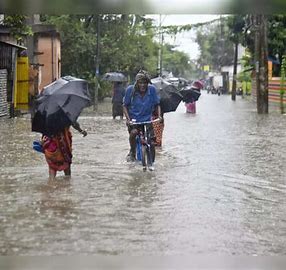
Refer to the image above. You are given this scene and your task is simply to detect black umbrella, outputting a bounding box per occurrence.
[179,87,201,103]
[32,76,91,136]
[102,72,127,82]
[151,77,183,113]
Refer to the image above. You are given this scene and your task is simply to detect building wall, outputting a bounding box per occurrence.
[37,35,61,90]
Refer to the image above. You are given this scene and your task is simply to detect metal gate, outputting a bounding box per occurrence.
[0,69,8,117]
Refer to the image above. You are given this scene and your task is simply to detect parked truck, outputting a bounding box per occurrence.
[208,74,228,95]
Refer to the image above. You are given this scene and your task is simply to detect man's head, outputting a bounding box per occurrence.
[135,70,151,83]
[135,70,151,93]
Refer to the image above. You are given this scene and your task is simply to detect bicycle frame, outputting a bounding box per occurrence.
[130,119,159,171]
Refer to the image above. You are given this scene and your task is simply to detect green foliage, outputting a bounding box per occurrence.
[2,15,32,43]
[226,15,245,43]
[267,15,286,63]
[242,14,286,73]
[41,15,97,79]
[237,50,252,83]
[40,14,194,99]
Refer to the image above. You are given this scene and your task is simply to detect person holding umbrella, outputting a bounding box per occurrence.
[112,81,126,119]
[102,72,127,120]
[32,76,91,180]
[123,70,162,162]
[184,80,203,114]
[150,76,183,147]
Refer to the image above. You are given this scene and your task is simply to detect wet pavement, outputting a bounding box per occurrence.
[0,92,286,256]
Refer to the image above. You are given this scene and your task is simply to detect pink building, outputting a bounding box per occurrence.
[29,23,61,93]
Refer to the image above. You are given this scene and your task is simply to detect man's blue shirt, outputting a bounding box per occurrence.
[123,84,160,122]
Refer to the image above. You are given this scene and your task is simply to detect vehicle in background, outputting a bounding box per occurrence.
[166,77,189,90]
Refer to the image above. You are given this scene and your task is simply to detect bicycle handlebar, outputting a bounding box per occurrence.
[129,118,161,125]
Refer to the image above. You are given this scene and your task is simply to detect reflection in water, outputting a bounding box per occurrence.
[0,94,286,255]
[39,178,74,217]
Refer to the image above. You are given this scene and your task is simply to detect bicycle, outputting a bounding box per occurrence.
[130,119,160,171]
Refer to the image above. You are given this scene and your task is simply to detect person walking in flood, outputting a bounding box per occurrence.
[41,122,87,180]
[112,81,126,119]
[152,109,164,147]
[185,80,203,114]
[31,76,91,181]
[123,70,162,161]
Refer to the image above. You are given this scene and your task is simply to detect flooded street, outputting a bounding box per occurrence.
[0,91,286,256]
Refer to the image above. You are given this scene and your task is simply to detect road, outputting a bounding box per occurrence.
[0,91,285,256]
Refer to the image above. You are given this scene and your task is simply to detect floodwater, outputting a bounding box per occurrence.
[0,92,286,256]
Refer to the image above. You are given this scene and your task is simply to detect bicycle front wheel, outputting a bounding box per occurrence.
[146,146,154,166]
[141,145,147,170]
[150,144,155,163]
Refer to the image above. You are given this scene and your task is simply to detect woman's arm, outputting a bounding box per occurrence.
[72,121,87,137]
[155,104,163,122]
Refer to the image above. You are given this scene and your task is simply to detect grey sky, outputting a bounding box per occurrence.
[147,14,220,60]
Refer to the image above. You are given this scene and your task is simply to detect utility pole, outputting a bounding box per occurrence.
[157,14,162,77]
[253,14,268,114]
[231,41,238,101]
[160,31,163,77]
[157,15,166,77]
[94,14,100,111]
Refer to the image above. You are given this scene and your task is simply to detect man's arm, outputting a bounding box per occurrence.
[123,106,130,123]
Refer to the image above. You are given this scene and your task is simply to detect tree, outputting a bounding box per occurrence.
[267,15,286,76]
[252,15,269,114]
[162,44,195,78]
[195,19,234,73]
[39,14,195,99]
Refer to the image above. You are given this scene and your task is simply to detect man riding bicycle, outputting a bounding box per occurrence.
[123,70,162,162]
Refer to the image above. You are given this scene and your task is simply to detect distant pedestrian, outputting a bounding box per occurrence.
[112,81,126,119]
[152,110,164,147]
[185,80,203,114]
